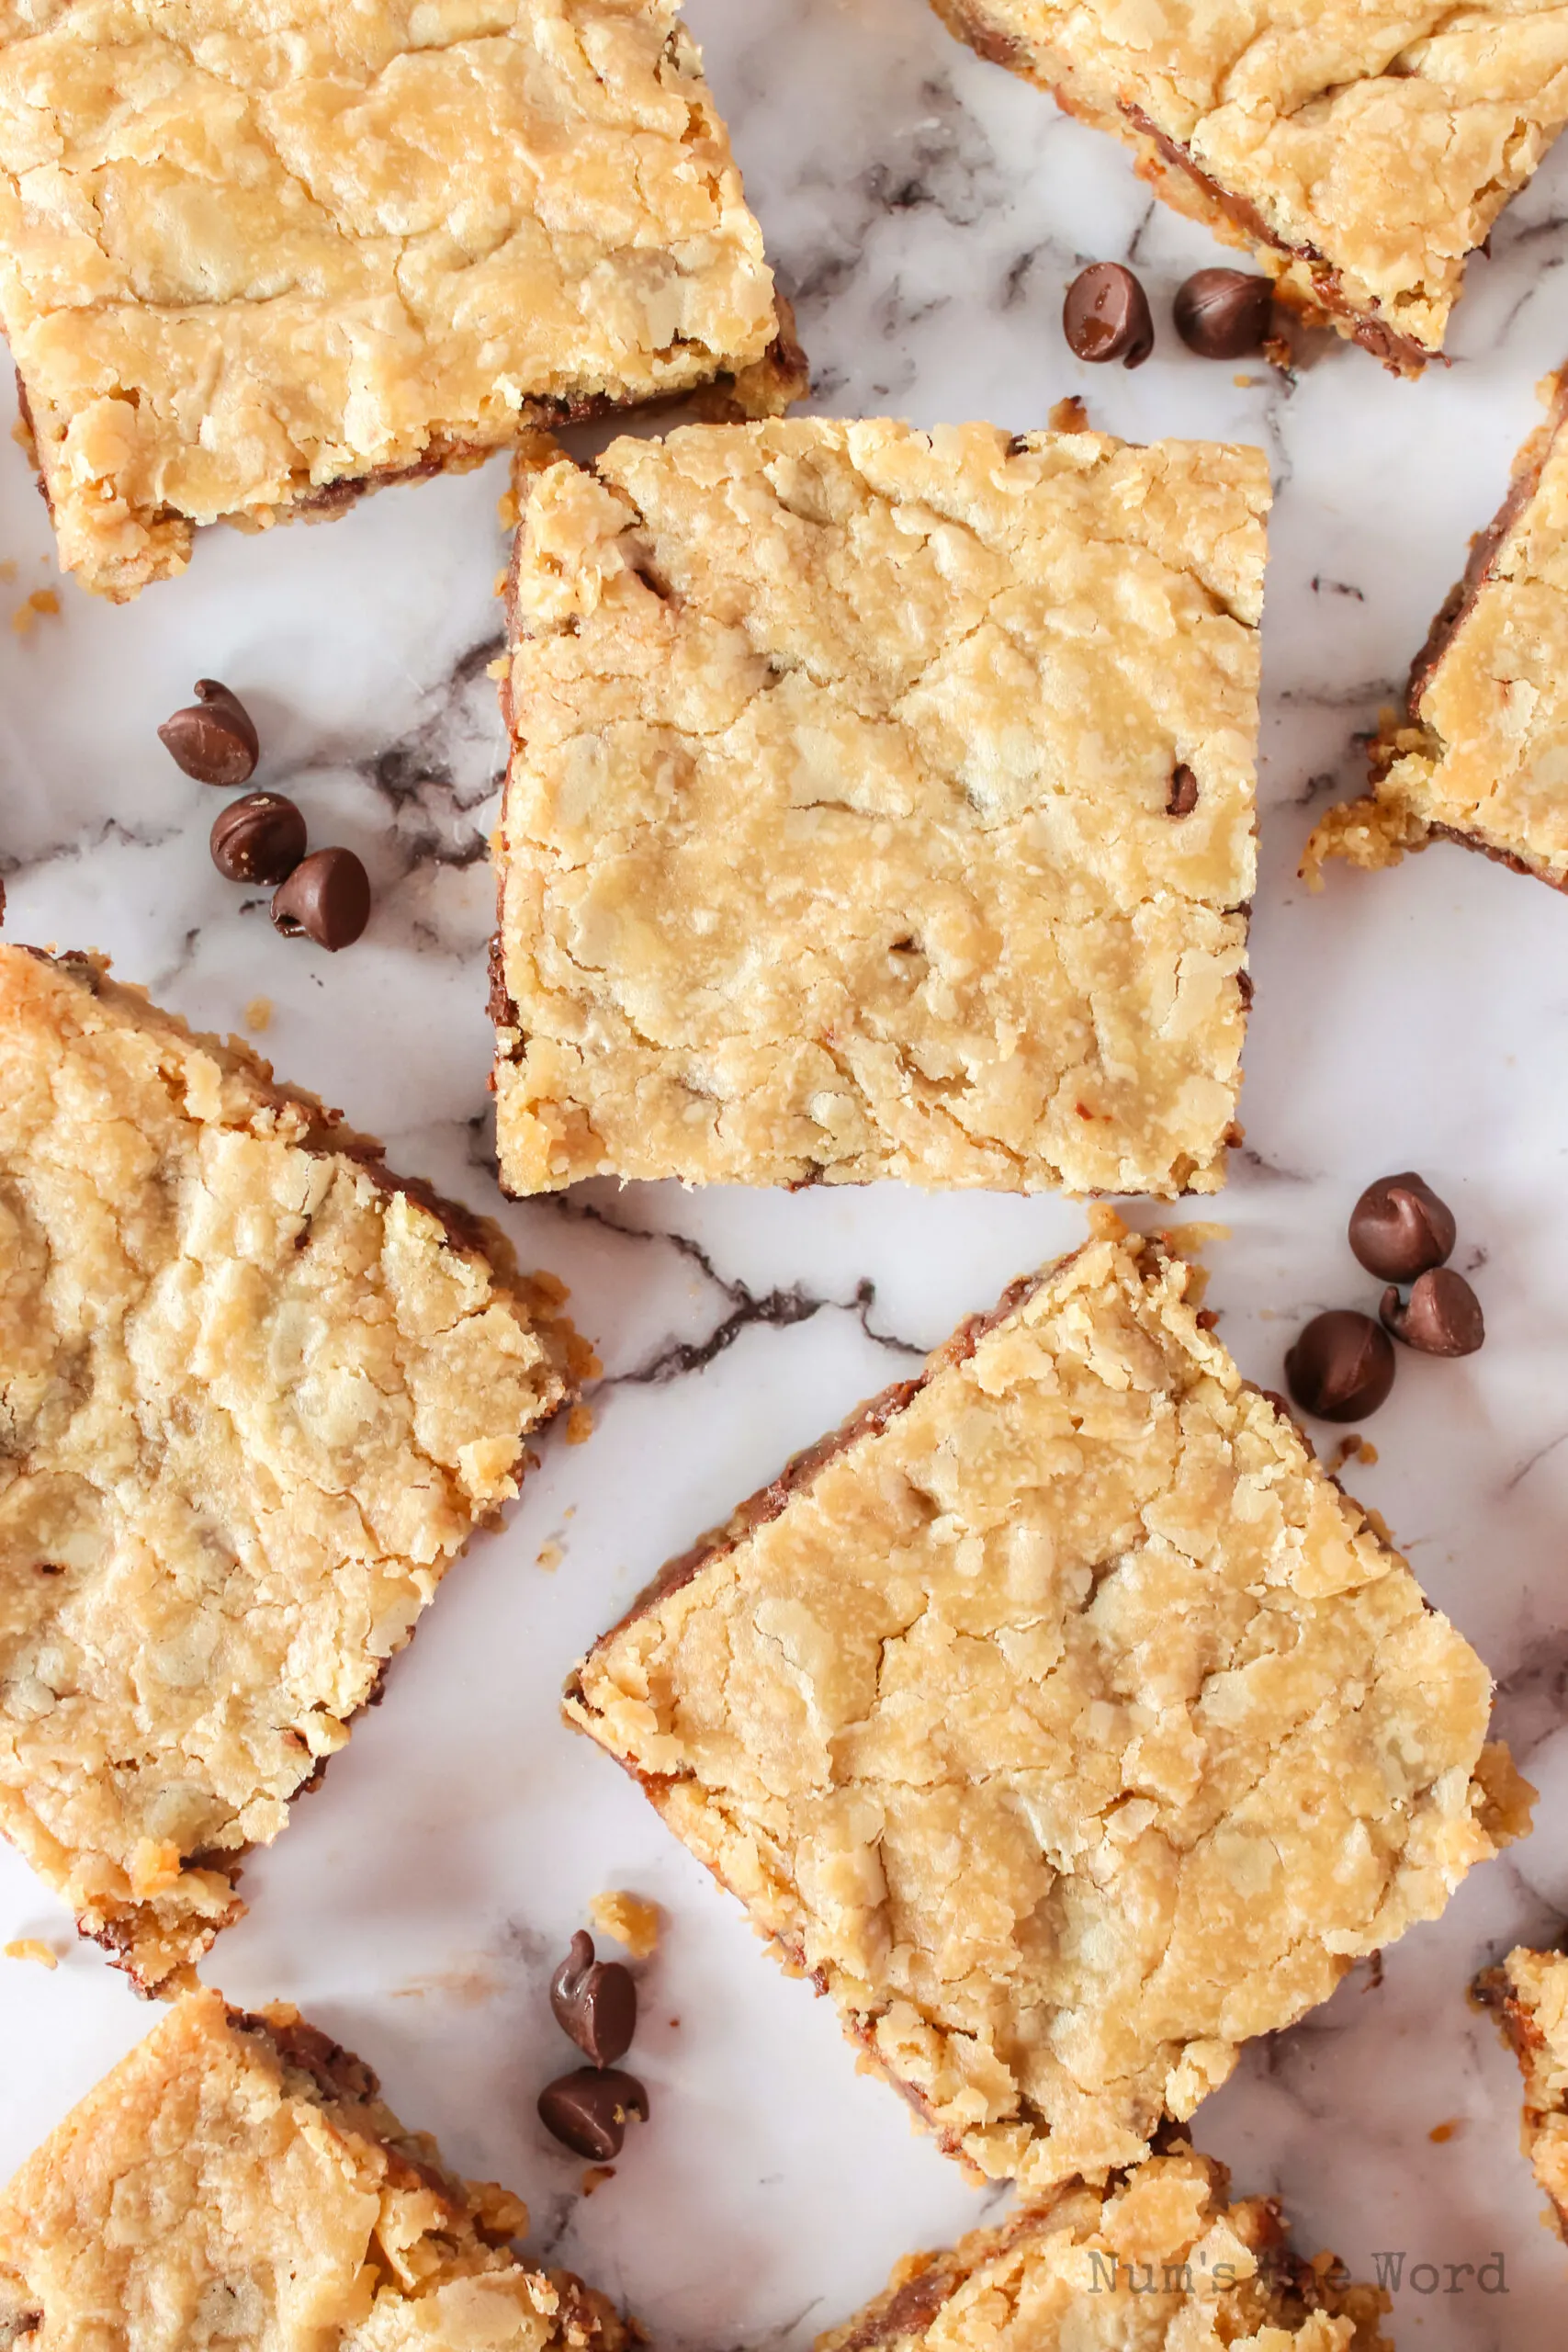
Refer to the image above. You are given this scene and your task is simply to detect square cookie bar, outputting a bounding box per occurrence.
[817,2143,1388,2352]
[0,2,803,599]
[567,1220,1526,2196]
[1306,371,1568,894]
[932,2,1568,370]
[0,944,580,1990]
[491,419,1268,1197]
[1475,1945,1568,2240]
[0,1990,630,2352]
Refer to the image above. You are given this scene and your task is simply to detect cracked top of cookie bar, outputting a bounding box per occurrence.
[816,2143,1390,2352]
[0,944,573,1990]
[937,1,1568,363]
[0,1989,631,2352]
[1306,370,1568,893]
[568,1225,1523,2195]
[491,418,1268,1198]
[1475,1945,1568,2239]
[0,0,788,598]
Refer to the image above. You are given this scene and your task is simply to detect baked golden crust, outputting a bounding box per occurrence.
[0,0,797,598]
[1475,1944,1568,2240]
[0,1989,631,2352]
[1306,368,1568,893]
[815,2144,1390,2352]
[567,1223,1525,2196]
[0,944,575,1989]
[931,0,1568,369]
[492,418,1268,1198]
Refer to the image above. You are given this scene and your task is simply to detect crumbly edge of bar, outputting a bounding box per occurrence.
[16,317,807,602]
[928,0,1438,376]
[815,2140,1391,2352]
[1302,368,1568,894]
[1472,1948,1568,2242]
[4,944,591,1991]
[487,421,1253,1199]
[0,1992,633,2352]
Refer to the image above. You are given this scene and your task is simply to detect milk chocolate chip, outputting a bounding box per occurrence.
[1349,1172,1456,1282]
[1063,263,1154,368]
[550,1931,637,2070]
[271,848,370,950]
[158,680,260,786]
[1285,1309,1396,1422]
[209,793,306,886]
[1381,1268,1484,1358]
[537,2068,649,2162]
[1174,268,1274,359]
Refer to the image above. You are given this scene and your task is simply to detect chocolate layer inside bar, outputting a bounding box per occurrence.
[1405,371,1568,718]
[1120,108,1434,375]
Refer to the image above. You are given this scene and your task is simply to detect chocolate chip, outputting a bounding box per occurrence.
[1173,268,1274,359]
[1284,1310,1396,1422]
[1381,1268,1484,1357]
[210,793,307,886]
[271,848,370,950]
[1167,764,1199,816]
[537,2068,649,2161]
[158,680,260,786]
[1063,263,1154,368]
[1348,1171,1456,1282]
[550,1931,637,2069]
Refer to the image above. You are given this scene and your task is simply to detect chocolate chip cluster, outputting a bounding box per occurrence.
[1061,262,1277,369]
[159,679,370,951]
[1284,1172,1485,1423]
[536,1929,649,2165]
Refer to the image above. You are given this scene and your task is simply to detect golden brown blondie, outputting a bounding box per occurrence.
[0,944,580,1989]
[0,1,803,598]
[1475,1944,1568,2240]
[0,1990,631,2352]
[932,1,1568,370]
[567,1220,1528,2196]
[816,2143,1389,2352]
[491,419,1269,1198]
[1307,369,1568,895]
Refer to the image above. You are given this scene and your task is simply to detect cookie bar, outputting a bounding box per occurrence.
[0,944,581,1990]
[0,3,804,599]
[566,1219,1529,2196]
[932,3,1568,371]
[1305,370,1568,894]
[817,2143,1389,2352]
[1475,1944,1568,2239]
[491,418,1268,1197]
[0,1989,631,2352]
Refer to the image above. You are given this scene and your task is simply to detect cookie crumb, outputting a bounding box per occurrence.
[567,1402,594,1446]
[536,1540,564,1572]
[11,588,60,635]
[5,1939,57,1968]
[580,2165,616,2196]
[589,1890,660,1959]
[1428,2118,1461,2143]
[0,559,16,582]
[1047,395,1089,433]
[243,996,273,1034]
[1331,1434,1379,1471]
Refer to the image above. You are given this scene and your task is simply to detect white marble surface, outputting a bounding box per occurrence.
[4,3,1568,2345]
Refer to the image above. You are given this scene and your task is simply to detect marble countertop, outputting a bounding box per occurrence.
[4,3,1568,2345]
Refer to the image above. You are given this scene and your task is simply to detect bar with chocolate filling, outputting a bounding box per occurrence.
[930,0,1568,372]
[0,1989,633,2352]
[815,2142,1390,2352]
[0,1,804,597]
[0,943,586,1990]
[1305,368,1568,892]
[566,1217,1530,2198]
